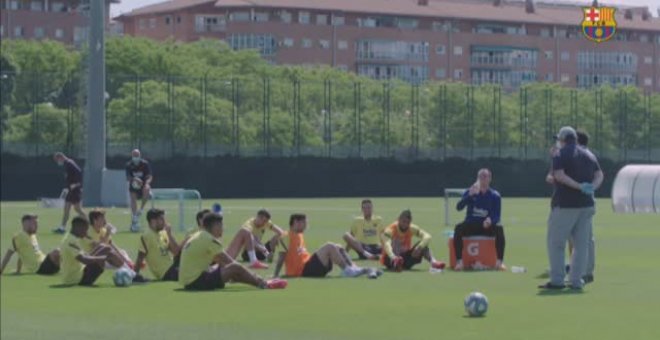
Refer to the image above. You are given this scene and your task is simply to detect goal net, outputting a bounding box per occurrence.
[444,188,466,227]
[150,189,203,231]
[612,165,660,214]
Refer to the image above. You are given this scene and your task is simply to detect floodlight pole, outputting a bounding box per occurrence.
[82,0,106,206]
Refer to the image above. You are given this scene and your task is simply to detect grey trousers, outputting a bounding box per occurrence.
[547,207,595,287]
[570,222,595,276]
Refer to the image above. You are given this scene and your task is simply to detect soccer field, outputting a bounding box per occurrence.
[1,198,658,340]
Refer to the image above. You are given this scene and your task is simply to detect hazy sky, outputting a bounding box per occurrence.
[111,0,660,18]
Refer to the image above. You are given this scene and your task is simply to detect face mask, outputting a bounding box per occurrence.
[57,160,64,166]
[132,157,140,164]
[555,141,561,149]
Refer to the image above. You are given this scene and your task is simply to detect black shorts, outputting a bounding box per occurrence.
[79,263,104,286]
[36,255,60,275]
[383,248,423,271]
[65,187,82,204]
[161,263,179,282]
[357,244,383,260]
[184,266,225,291]
[241,242,273,262]
[301,254,333,278]
[130,188,148,199]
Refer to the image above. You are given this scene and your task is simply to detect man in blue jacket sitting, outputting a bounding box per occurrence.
[453,168,506,271]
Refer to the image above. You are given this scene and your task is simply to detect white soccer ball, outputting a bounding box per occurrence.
[464,292,489,317]
[113,268,133,287]
[131,177,143,190]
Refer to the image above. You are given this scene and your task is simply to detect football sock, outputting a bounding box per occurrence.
[248,250,258,263]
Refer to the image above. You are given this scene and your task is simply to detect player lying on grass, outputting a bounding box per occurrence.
[453,168,506,271]
[273,213,382,279]
[179,213,287,291]
[86,209,135,269]
[381,210,446,272]
[126,149,153,232]
[343,199,384,260]
[52,152,85,234]
[133,209,180,282]
[60,217,131,286]
[1,214,61,276]
[225,209,284,269]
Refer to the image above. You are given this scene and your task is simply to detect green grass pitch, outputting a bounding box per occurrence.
[1,198,658,340]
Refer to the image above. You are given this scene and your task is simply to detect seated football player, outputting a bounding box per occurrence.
[60,217,129,286]
[273,213,381,279]
[453,168,506,271]
[343,199,384,260]
[133,209,180,282]
[381,210,446,272]
[87,209,135,269]
[225,209,284,269]
[0,214,60,276]
[178,213,287,291]
[172,209,211,267]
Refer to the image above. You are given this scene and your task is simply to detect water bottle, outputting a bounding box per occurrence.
[212,203,222,214]
[511,266,527,274]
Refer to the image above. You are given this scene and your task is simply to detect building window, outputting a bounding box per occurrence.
[337,64,348,71]
[454,46,463,56]
[435,45,446,55]
[357,64,428,83]
[545,51,553,59]
[471,47,538,68]
[644,78,652,86]
[30,1,43,11]
[165,16,171,25]
[231,12,250,22]
[396,18,418,29]
[299,11,310,24]
[333,16,345,26]
[283,38,294,47]
[34,27,45,38]
[280,11,292,23]
[432,21,444,32]
[640,34,649,43]
[0,25,4,37]
[55,28,64,39]
[644,56,652,64]
[454,69,463,79]
[540,28,551,37]
[302,39,312,48]
[253,12,269,22]
[561,52,570,61]
[195,15,226,32]
[435,68,446,79]
[149,18,156,28]
[358,18,377,28]
[316,14,327,25]
[138,19,146,30]
[228,33,277,56]
[319,40,330,49]
[9,0,20,10]
[561,74,570,83]
[51,2,64,12]
[357,40,429,62]
[545,74,554,82]
[14,26,23,37]
[73,27,87,43]
[338,40,348,50]
[177,16,182,24]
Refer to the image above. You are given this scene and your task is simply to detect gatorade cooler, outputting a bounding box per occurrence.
[448,236,497,269]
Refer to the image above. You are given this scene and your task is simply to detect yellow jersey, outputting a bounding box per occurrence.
[381,223,432,259]
[81,226,109,253]
[178,230,224,286]
[12,231,46,273]
[60,234,85,285]
[139,229,173,280]
[350,215,384,245]
[242,218,274,241]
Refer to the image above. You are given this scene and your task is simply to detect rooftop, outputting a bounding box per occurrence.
[116,0,660,31]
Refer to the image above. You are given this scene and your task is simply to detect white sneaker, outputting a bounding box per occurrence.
[342,266,368,278]
[130,222,140,233]
[52,226,66,234]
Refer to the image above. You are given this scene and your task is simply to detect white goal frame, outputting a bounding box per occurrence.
[150,188,203,231]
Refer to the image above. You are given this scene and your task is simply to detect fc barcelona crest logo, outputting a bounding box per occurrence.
[582,6,617,43]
